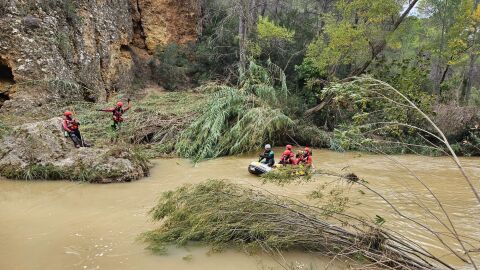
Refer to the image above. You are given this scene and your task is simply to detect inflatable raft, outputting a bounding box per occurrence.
[248,161,273,175]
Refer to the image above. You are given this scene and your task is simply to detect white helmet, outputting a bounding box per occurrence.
[265,144,271,150]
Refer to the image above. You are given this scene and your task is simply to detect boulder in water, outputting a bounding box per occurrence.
[0,117,149,183]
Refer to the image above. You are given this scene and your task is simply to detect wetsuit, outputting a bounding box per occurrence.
[63,117,83,147]
[100,106,130,130]
[259,150,275,167]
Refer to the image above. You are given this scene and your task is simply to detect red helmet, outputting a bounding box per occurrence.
[304,147,310,154]
[283,150,291,156]
[116,101,124,107]
[64,111,72,116]
[286,144,292,150]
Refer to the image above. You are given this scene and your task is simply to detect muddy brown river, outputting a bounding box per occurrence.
[1,149,479,270]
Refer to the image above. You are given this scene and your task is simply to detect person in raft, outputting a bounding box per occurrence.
[62,111,84,148]
[98,99,132,130]
[296,147,314,168]
[279,144,296,165]
[259,144,275,167]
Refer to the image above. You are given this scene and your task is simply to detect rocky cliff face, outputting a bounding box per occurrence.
[0,0,199,111]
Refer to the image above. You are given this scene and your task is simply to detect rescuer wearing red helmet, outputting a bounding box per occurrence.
[98,99,132,130]
[297,147,313,168]
[62,111,83,148]
[279,148,296,165]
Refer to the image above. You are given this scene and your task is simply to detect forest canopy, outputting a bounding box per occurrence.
[150,0,479,158]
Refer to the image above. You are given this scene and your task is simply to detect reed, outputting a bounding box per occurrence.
[143,179,450,269]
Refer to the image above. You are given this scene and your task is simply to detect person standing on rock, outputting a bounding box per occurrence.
[98,99,132,131]
[62,111,84,148]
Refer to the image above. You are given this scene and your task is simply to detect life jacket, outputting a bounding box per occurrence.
[298,153,312,165]
[112,108,125,122]
[64,117,79,131]
[281,150,294,164]
[261,150,275,166]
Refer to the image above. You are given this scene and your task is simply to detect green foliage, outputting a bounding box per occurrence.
[55,32,73,60]
[470,87,480,106]
[0,163,84,181]
[321,77,433,131]
[0,121,11,139]
[176,61,294,162]
[143,180,343,253]
[305,20,370,77]
[374,215,386,226]
[257,16,295,42]
[451,131,480,156]
[292,120,331,148]
[68,91,204,157]
[143,180,431,268]
[370,57,432,99]
[321,77,446,155]
[303,0,402,78]
[63,0,80,24]
[260,165,312,185]
[0,146,150,182]
[150,43,192,90]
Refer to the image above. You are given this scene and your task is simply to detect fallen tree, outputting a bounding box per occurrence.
[143,180,453,269]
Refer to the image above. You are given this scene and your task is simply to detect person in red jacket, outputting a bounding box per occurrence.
[98,99,132,130]
[62,111,83,148]
[297,147,313,168]
[279,149,296,165]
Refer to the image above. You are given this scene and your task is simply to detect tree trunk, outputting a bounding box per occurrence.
[238,0,259,78]
[460,54,479,105]
[260,0,267,16]
[433,0,448,96]
[238,0,248,76]
[459,0,479,105]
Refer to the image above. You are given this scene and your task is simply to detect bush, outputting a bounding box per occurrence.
[150,43,192,90]
[433,104,480,141]
[292,121,331,148]
[176,61,293,162]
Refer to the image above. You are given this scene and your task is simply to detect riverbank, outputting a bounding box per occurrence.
[1,85,479,182]
[0,91,205,182]
[1,150,479,269]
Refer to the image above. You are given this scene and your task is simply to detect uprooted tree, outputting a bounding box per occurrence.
[143,180,457,269]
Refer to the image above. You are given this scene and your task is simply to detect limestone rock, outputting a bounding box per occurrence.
[0,0,199,111]
[0,117,149,183]
[138,0,200,52]
[22,16,42,29]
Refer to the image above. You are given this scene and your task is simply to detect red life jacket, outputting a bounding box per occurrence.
[298,154,312,165]
[281,150,296,165]
[113,108,125,122]
[64,117,79,131]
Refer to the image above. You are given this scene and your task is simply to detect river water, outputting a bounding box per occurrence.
[1,149,479,270]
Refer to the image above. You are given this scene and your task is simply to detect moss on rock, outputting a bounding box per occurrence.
[0,117,150,183]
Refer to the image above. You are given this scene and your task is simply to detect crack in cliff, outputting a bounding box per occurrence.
[0,58,14,108]
[93,27,110,100]
[0,92,10,109]
[0,59,14,84]
[130,0,147,49]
